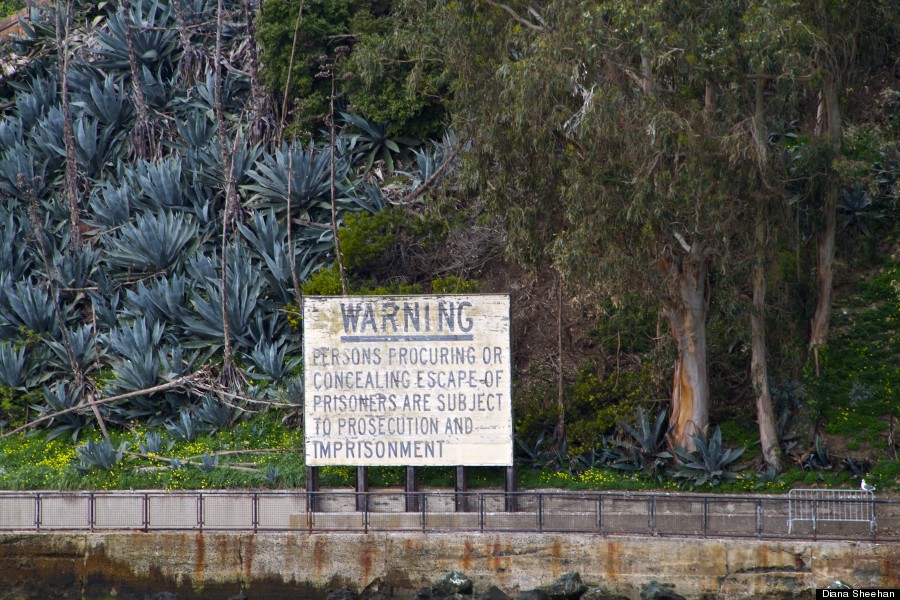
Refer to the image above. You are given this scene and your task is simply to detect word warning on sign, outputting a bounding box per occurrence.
[303,294,512,466]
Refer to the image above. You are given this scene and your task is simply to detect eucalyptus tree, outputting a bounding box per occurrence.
[799,0,897,375]
[408,0,801,451]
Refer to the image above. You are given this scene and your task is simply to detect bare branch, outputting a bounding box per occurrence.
[1,373,204,439]
[481,0,547,32]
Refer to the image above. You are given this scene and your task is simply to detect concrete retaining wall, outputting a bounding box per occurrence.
[0,531,897,600]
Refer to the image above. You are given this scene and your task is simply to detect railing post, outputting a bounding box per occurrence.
[363,492,369,534]
[479,493,485,533]
[537,493,543,532]
[143,493,149,531]
[252,493,259,533]
[34,493,41,531]
[649,496,656,534]
[89,492,95,531]
[421,492,427,532]
[198,493,204,532]
[813,498,818,538]
[597,495,603,531]
[702,497,708,537]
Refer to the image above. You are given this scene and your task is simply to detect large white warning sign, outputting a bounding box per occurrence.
[303,294,512,466]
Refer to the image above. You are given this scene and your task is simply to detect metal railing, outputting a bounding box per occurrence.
[787,488,876,533]
[0,490,897,541]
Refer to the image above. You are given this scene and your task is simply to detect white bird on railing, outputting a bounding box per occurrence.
[860,479,876,492]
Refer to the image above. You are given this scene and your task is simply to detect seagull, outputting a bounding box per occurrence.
[860,479,876,492]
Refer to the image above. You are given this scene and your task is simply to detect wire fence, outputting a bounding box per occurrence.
[1,489,898,540]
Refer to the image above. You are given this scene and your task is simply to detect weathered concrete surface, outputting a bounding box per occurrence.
[0,532,897,599]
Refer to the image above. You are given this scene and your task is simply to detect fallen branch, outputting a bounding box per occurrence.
[1,373,202,439]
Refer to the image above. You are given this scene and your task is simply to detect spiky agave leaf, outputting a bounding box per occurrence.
[102,317,165,393]
[0,277,60,337]
[87,180,133,228]
[243,142,335,218]
[71,72,134,130]
[0,143,50,201]
[103,209,199,274]
[181,245,265,353]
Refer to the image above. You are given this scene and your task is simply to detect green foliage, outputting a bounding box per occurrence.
[257,0,443,137]
[515,367,657,462]
[338,206,447,277]
[0,0,23,19]
[431,275,479,294]
[807,257,900,452]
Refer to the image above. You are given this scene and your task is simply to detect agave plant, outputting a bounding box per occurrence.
[0,116,24,149]
[27,105,67,174]
[122,274,190,324]
[236,209,295,303]
[51,245,100,290]
[244,141,340,218]
[672,426,745,487]
[87,180,134,228]
[30,381,92,442]
[0,143,50,201]
[76,439,128,472]
[13,75,58,130]
[103,317,165,393]
[245,337,300,381]
[93,0,178,75]
[182,246,265,352]
[0,204,32,281]
[71,72,134,130]
[103,209,199,274]
[0,277,60,337]
[0,343,27,389]
[166,408,200,442]
[339,112,418,173]
[138,430,174,454]
[607,408,672,474]
[195,394,242,431]
[43,323,100,377]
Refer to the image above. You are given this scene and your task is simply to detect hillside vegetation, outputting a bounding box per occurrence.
[0,0,897,493]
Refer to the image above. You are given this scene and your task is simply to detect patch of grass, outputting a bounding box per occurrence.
[0,413,305,491]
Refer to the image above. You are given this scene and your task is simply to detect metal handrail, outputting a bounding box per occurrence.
[0,489,896,541]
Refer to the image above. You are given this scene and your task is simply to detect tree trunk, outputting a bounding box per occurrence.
[809,76,842,375]
[55,1,82,249]
[214,0,237,381]
[665,244,710,452]
[122,0,157,159]
[750,206,781,471]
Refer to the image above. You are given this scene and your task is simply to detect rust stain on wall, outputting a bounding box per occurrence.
[193,533,206,587]
[242,534,254,583]
[885,556,899,587]
[360,537,375,583]
[313,536,327,577]
[550,540,562,578]
[605,540,622,584]
[462,541,473,571]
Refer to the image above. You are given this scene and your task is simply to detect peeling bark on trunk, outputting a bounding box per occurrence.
[809,76,842,375]
[749,78,781,472]
[751,207,781,471]
[665,244,710,452]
